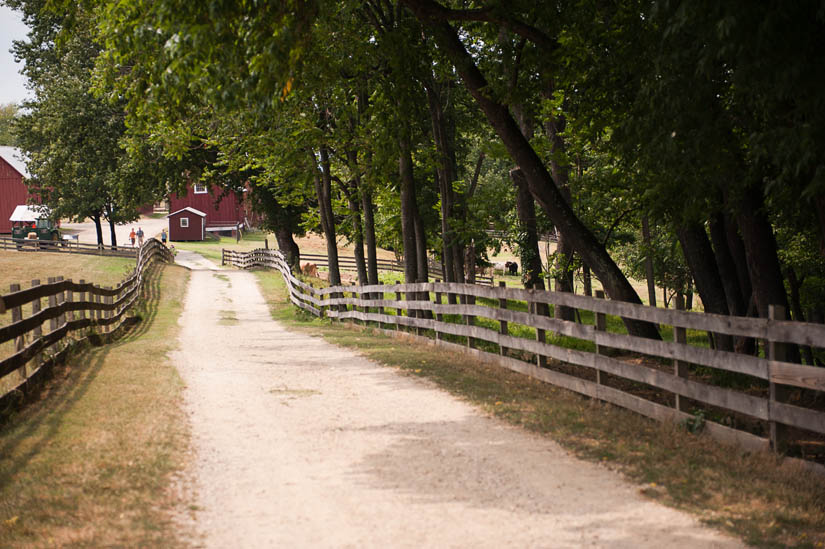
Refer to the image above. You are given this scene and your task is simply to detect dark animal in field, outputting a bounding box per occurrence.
[505,261,519,275]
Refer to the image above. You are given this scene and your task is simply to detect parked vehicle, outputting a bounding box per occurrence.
[9,205,60,242]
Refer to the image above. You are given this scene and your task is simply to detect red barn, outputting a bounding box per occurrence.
[167,207,206,241]
[169,183,256,236]
[0,146,32,234]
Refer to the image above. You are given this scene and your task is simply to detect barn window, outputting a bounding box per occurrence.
[193,184,207,194]
[180,217,189,228]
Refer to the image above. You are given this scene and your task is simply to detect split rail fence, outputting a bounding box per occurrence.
[299,252,494,286]
[224,247,825,467]
[0,239,173,410]
[0,236,138,258]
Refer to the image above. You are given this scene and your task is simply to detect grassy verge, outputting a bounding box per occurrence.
[0,264,190,547]
[254,268,825,549]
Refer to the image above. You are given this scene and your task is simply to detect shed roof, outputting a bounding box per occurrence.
[167,207,207,218]
[0,146,29,178]
[9,205,50,222]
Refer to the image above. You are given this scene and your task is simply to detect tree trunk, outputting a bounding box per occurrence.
[543,98,576,321]
[736,188,800,362]
[404,7,660,340]
[426,78,458,285]
[92,213,103,246]
[361,185,379,285]
[274,227,300,273]
[709,213,747,316]
[344,151,368,285]
[723,211,753,310]
[582,264,592,297]
[398,132,418,285]
[786,267,815,365]
[315,147,341,286]
[816,194,825,259]
[105,205,118,249]
[512,169,549,318]
[347,191,368,285]
[677,222,733,351]
[641,216,657,307]
[413,208,429,283]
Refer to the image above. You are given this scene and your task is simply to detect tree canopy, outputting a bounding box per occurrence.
[5,0,825,348]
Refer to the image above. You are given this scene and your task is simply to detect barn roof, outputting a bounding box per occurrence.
[167,207,207,218]
[0,146,29,178]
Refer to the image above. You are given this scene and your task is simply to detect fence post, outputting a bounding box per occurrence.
[465,287,476,349]
[106,291,113,333]
[66,280,74,325]
[395,281,402,332]
[56,276,65,329]
[10,283,23,353]
[78,280,85,321]
[29,279,42,372]
[499,281,508,357]
[221,249,225,266]
[434,280,443,341]
[531,285,547,368]
[769,304,789,453]
[352,282,359,325]
[594,290,607,383]
[673,293,689,412]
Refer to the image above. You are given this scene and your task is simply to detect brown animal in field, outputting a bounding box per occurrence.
[301,262,319,277]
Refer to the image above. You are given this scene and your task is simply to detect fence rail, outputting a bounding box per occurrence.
[223,247,825,467]
[0,239,173,410]
[0,236,138,258]
[298,252,494,286]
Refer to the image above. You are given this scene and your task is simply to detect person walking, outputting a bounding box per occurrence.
[129,228,136,247]
[161,228,168,245]
[137,226,145,246]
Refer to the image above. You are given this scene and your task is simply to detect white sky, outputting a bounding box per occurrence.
[0,4,31,105]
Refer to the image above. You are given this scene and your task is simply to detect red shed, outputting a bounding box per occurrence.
[0,146,32,234]
[169,183,256,236]
[167,207,206,241]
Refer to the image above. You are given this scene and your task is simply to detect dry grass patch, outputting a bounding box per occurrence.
[254,268,825,549]
[0,264,190,547]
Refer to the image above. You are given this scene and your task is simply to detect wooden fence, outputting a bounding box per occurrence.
[299,252,494,286]
[223,247,825,468]
[0,239,173,411]
[0,236,138,258]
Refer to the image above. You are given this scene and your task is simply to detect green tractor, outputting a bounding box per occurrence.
[10,205,60,242]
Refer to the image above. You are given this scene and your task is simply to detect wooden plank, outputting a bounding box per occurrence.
[770,361,825,391]
[595,330,769,379]
[593,354,769,420]
[771,401,825,435]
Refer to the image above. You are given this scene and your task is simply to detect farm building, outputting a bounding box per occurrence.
[168,183,257,237]
[0,146,32,234]
[167,207,206,241]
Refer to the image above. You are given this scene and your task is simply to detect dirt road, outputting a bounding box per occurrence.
[171,251,743,548]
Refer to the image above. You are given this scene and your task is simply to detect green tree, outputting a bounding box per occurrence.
[0,103,18,146]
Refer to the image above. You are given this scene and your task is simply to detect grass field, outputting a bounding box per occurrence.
[0,264,190,547]
[254,268,825,549]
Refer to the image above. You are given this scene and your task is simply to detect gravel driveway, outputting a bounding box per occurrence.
[170,251,744,548]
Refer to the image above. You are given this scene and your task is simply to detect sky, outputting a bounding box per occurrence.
[0,4,31,105]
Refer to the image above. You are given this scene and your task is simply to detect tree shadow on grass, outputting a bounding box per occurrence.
[0,263,168,481]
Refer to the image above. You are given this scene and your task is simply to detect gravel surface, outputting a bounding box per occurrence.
[171,252,744,548]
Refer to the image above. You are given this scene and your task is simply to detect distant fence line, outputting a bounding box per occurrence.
[298,252,494,286]
[0,239,173,413]
[0,236,138,258]
[223,247,825,469]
